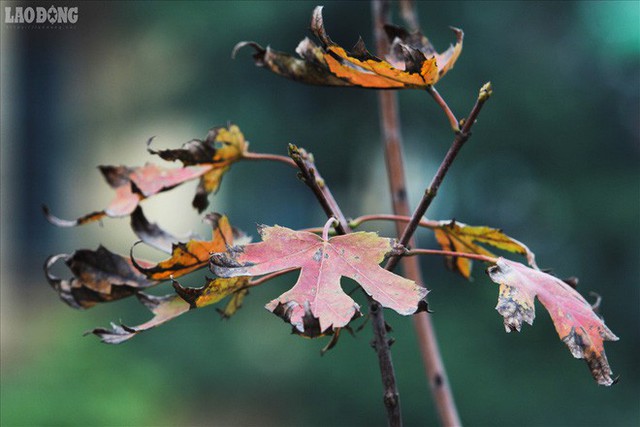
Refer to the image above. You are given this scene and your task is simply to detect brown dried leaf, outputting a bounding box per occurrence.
[44,246,158,309]
[234,6,463,89]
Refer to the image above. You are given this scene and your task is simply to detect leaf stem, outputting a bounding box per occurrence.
[427,86,460,132]
[322,217,338,241]
[242,151,297,168]
[405,248,497,264]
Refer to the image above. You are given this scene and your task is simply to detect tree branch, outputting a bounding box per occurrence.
[287,142,402,427]
[404,248,497,264]
[386,82,493,273]
[288,144,350,235]
[349,214,439,230]
[373,1,461,425]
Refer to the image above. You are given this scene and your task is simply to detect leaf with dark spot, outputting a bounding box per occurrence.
[211,225,427,337]
[487,258,618,385]
[234,6,463,89]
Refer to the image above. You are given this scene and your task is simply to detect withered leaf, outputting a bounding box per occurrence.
[234,6,463,89]
[91,276,250,344]
[434,220,537,278]
[43,124,247,227]
[487,258,618,386]
[172,276,250,317]
[148,124,247,212]
[132,213,249,281]
[43,163,211,227]
[90,293,190,344]
[44,246,159,309]
[211,225,427,336]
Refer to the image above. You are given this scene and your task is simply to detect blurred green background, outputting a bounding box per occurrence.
[1,1,638,426]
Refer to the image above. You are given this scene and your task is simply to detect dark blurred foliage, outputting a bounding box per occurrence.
[1,1,638,426]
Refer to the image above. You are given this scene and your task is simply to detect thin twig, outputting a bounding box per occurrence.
[349,214,439,230]
[373,1,461,425]
[288,141,401,427]
[242,151,297,168]
[405,249,497,264]
[247,268,298,287]
[427,86,460,132]
[386,82,493,273]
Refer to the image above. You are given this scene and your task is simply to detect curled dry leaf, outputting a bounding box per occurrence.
[433,219,537,278]
[43,164,211,227]
[233,6,463,89]
[90,293,190,344]
[211,224,428,337]
[91,276,250,344]
[132,213,249,281]
[43,124,247,227]
[487,258,618,386]
[148,124,247,212]
[172,276,250,318]
[45,211,248,310]
[44,246,158,309]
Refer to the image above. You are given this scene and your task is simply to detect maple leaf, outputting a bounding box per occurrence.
[43,124,247,227]
[211,225,427,336]
[433,220,537,278]
[44,246,159,309]
[486,258,618,385]
[233,6,463,89]
[132,213,249,281]
[90,276,249,344]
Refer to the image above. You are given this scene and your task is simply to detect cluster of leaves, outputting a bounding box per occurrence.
[44,5,617,388]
